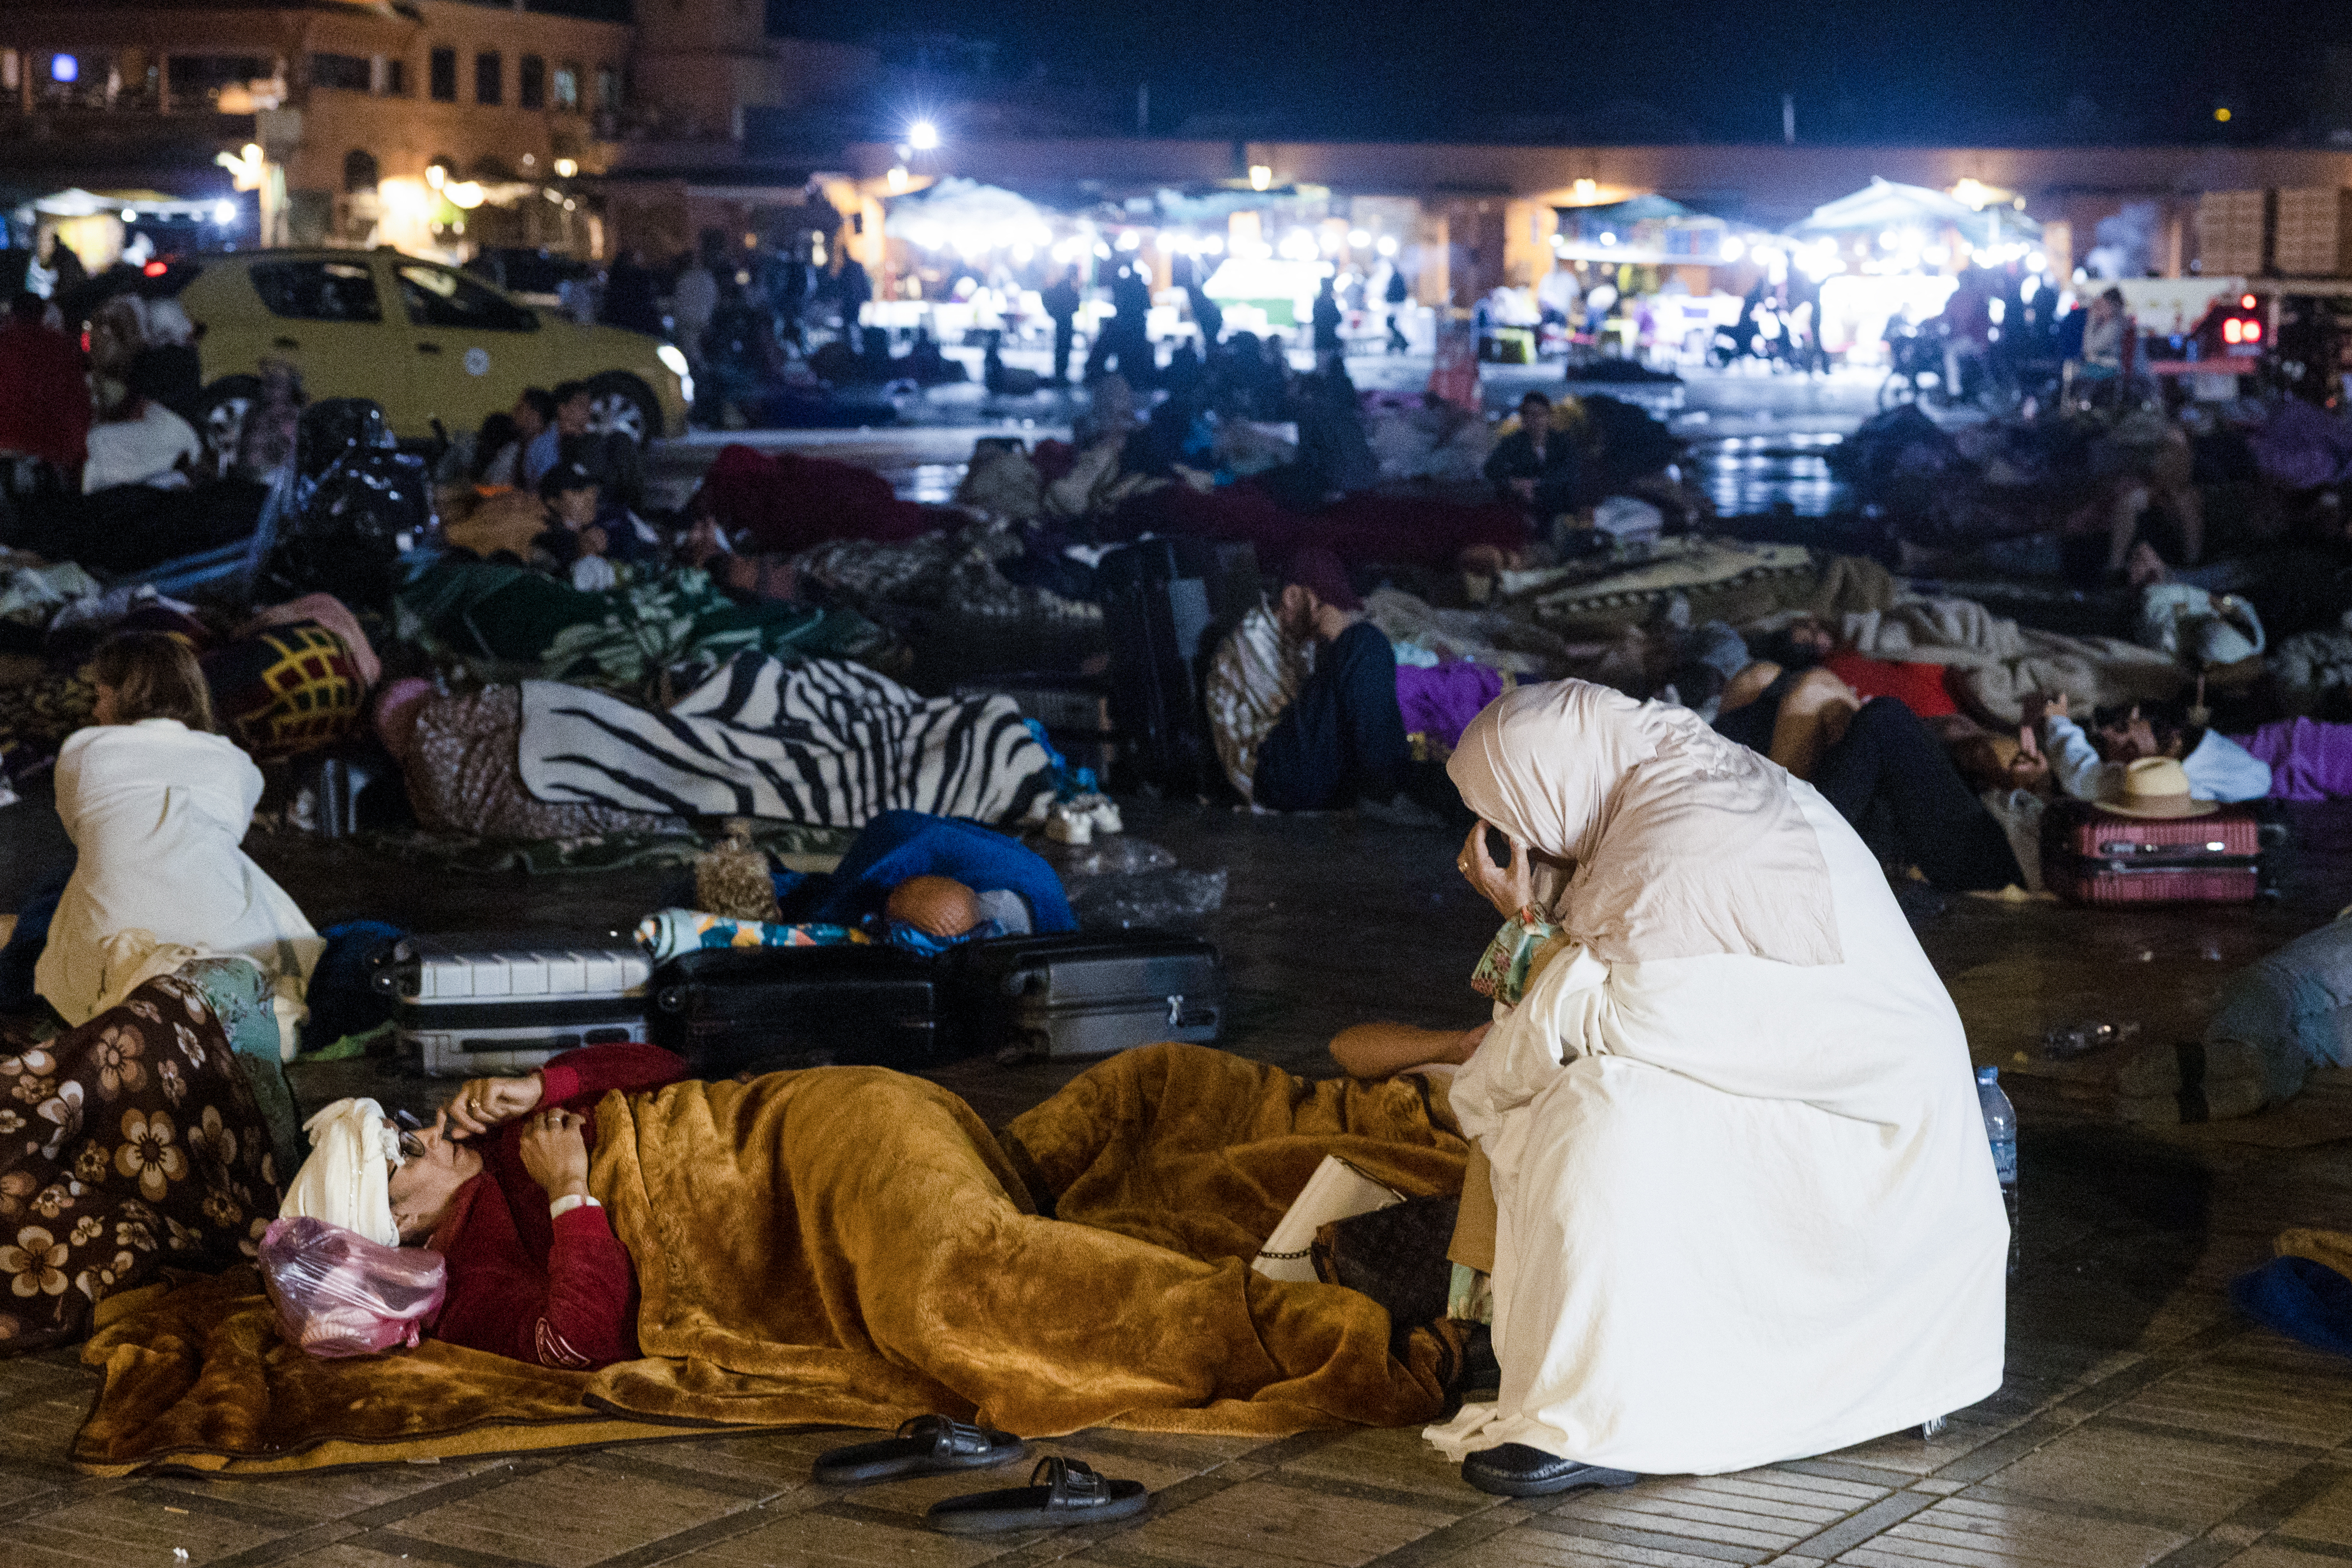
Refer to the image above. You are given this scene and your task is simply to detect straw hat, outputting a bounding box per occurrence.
[2102,757,2216,819]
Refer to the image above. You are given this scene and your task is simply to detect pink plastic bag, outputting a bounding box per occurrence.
[259,1215,447,1357]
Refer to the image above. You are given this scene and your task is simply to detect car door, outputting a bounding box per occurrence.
[236,257,393,409]
[389,259,542,439]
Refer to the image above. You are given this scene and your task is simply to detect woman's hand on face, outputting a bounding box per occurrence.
[1459,819,1533,920]
[443,1074,544,1139]
[517,1108,591,1201]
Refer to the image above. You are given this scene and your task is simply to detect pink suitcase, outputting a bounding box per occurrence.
[2043,803,2260,906]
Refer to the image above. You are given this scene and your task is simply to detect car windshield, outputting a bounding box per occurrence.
[396,263,538,333]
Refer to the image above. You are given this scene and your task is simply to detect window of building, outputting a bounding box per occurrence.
[165,54,275,111]
[428,46,456,102]
[1,51,18,93]
[374,55,406,95]
[250,260,383,323]
[475,51,501,106]
[396,263,539,332]
[310,53,371,92]
[552,61,580,111]
[518,54,545,110]
[595,64,620,112]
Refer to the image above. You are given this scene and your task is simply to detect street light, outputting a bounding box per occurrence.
[1249,164,1272,192]
[908,120,939,151]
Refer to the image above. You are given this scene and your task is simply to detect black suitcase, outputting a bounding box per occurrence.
[1096,538,1259,794]
[951,933,1224,1060]
[649,946,951,1075]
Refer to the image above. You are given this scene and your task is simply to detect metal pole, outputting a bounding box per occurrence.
[1782,93,1795,145]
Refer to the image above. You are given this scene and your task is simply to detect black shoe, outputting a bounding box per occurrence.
[1461,1444,1639,1498]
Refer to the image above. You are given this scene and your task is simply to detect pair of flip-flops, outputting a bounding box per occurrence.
[811,1414,1151,1534]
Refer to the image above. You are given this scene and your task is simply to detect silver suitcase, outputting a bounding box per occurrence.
[373,936,651,1077]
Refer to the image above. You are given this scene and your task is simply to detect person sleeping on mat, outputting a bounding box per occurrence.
[282,1045,685,1368]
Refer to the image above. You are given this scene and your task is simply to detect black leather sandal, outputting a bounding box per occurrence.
[1461,1442,1640,1498]
[926,1456,1150,1533]
[811,1414,1029,1486]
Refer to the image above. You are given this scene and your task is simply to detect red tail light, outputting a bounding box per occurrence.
[2243,320,2262,342]
[2223,318,2244,344]
[142,260,167,277]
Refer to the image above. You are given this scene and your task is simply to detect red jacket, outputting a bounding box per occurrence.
[0,317,89,470]
[427,1043,684,1368]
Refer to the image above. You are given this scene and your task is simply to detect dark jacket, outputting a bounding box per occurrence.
[1483,423,1580,513]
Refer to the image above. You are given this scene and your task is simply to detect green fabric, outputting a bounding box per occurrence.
[177,957,303,1181]
[305,1019,392,1062]
[395,557,885,691]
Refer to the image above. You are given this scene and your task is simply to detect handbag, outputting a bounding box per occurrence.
[1313,1193,1463,1347]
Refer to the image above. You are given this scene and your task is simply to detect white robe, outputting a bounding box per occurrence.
[1426,785,2007,1476]
[35,720,321,1026]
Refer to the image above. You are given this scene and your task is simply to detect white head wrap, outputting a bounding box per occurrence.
[278,1098,404,1247]
[1447,679,1843,968]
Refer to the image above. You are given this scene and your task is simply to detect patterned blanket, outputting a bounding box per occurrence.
[519,654,1056,827]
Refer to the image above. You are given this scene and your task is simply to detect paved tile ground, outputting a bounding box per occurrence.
[4,789,2352,1568]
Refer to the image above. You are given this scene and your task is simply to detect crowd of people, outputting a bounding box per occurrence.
[9,215,2352,1500]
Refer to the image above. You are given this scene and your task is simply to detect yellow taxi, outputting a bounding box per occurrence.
[176,248,691,452]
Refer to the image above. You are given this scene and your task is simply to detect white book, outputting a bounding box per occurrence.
[1251,1155,1405,1283]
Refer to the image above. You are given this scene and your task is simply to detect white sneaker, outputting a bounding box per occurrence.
[1045,805,1093,844]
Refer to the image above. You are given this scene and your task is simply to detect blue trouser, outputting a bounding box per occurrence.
[1254,622,1409,811]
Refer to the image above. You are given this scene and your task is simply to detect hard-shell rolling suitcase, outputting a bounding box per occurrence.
[2043,802,2261,906]
[1097,538,1259,795]
[373,936,652,1077]
[952,933,1223,1060]
[648,945,948,1076]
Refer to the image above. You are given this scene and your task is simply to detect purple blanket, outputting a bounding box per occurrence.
[1396,662,1506,752]
[2234,719,2352,802]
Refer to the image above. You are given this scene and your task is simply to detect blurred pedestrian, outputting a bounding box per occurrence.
[1312,275,1343,359]
[1384,264,1411,353]
[1043,266,1080,384]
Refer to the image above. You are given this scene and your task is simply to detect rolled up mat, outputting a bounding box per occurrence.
[635,906,867,964]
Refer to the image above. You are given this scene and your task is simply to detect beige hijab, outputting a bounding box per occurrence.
[1447,680,1842,967]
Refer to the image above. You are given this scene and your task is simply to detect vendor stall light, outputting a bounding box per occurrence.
[1202,234,1224,255]
[1093,242,1111,258]
[1374,235,1397,258]
[1599,232,1617,247]
[1348,228,1370,247]
[1278,229,1318,261]
[444,180,486,209]
[48,53,75,83]
[214,202,235,224]
[908,120,940,151]
[887,165,909,194]
[425,162,448,190]
[2027,251,2046,271]
[1879,229,1900,250]
[562,198,575,211]
[1249,165,1272,192]
[554,158,578,178]
[1719,237,1746,263]
[1572,178,1597,200]
[1115,230,1140,250]
[1924,244,1949,264]
[2214,107,2232,123]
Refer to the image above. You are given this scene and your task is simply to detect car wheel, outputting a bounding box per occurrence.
[586,372,659,447]
[199,374,265,480]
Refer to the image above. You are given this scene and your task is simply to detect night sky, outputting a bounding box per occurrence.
[777,0,2350,145]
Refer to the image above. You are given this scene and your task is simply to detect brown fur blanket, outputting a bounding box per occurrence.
[74,1045,1467,1473]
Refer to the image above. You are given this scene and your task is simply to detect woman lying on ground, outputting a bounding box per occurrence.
[1350,681,2008,1490]
[1714,647,2025,891]
[34,633,322,1029]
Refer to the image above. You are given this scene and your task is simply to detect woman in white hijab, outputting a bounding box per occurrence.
[1424,680,2007,1492]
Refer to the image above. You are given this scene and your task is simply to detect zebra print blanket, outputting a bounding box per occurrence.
[518,655,1056,827]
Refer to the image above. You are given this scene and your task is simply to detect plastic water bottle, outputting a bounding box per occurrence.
[1977,1066,2019,1278]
